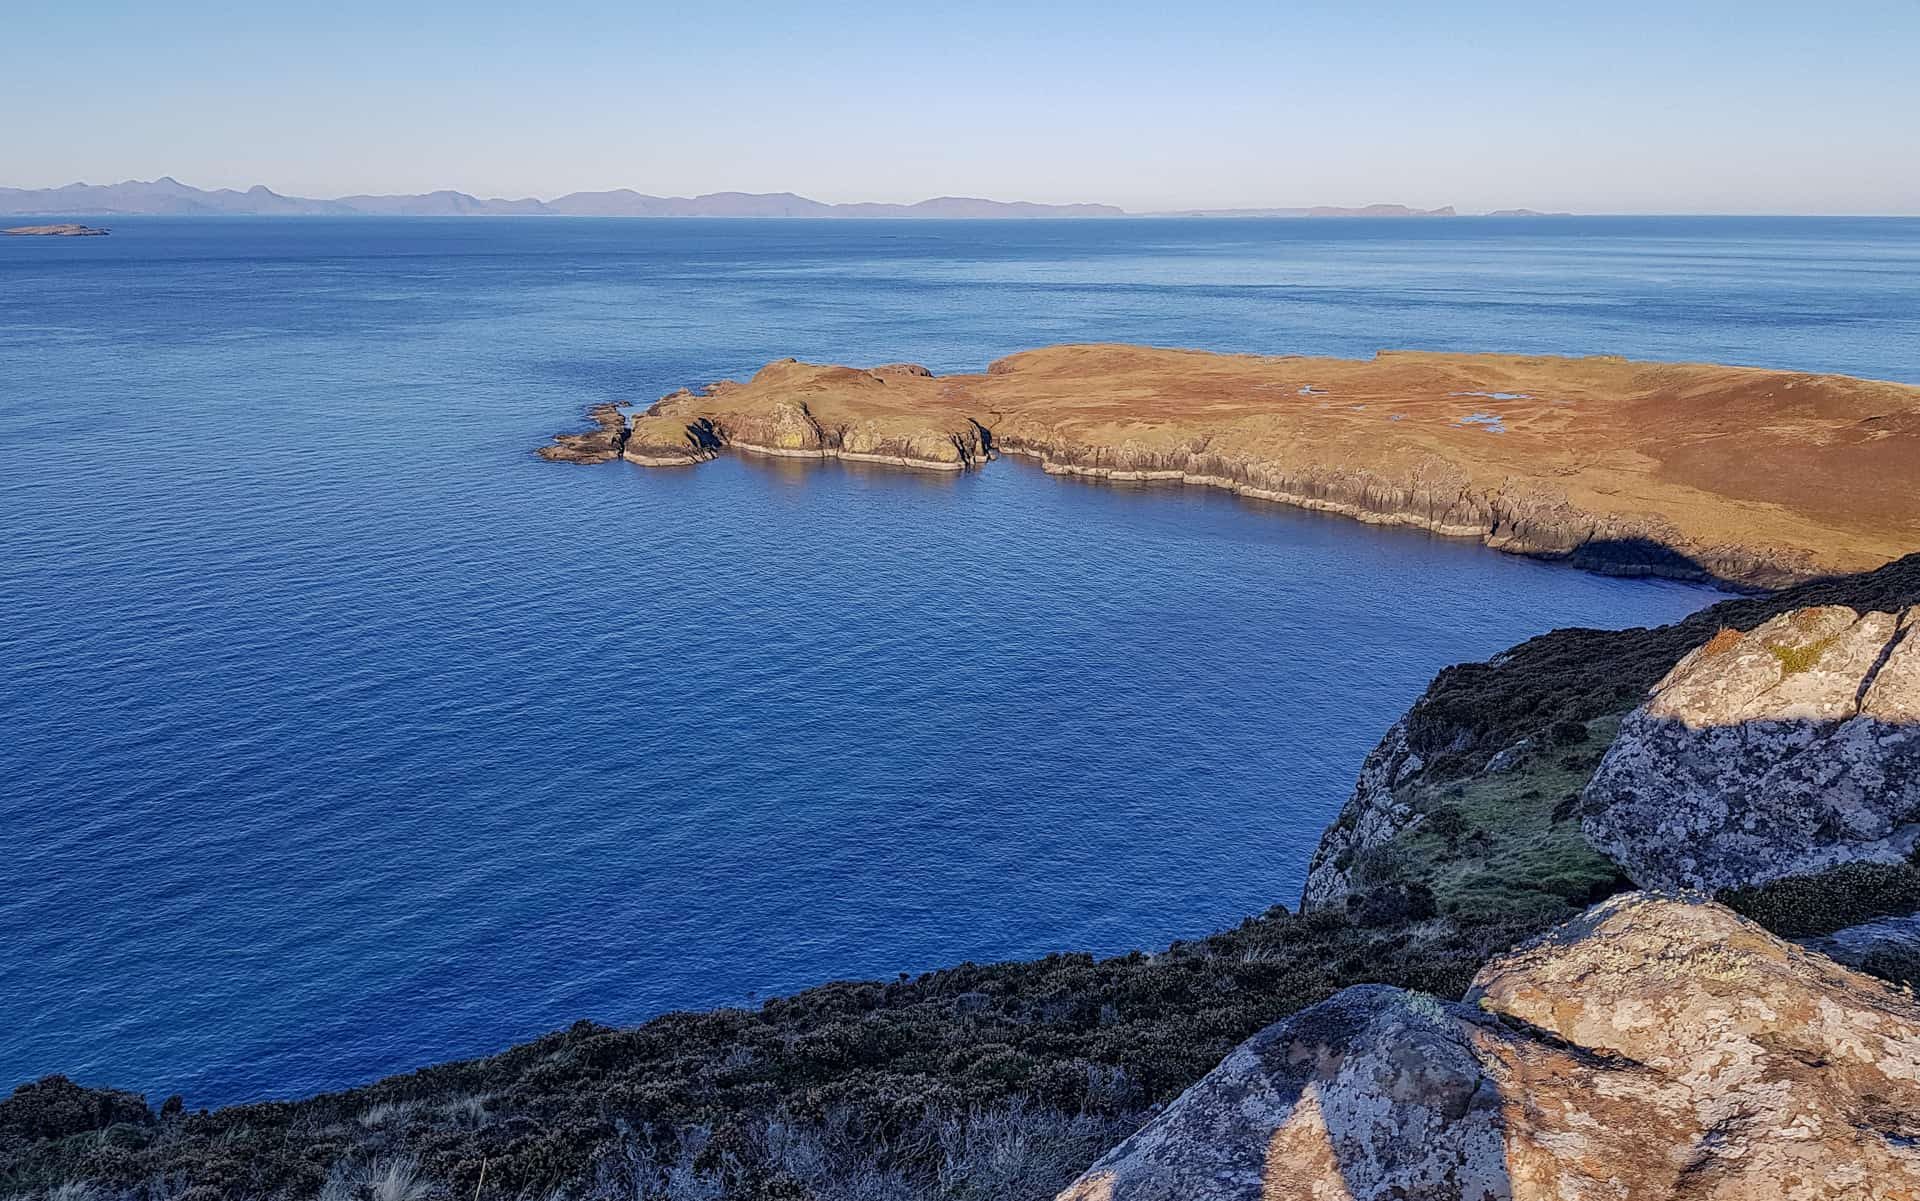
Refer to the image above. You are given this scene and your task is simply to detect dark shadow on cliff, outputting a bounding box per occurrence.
[1560,535,1755,590]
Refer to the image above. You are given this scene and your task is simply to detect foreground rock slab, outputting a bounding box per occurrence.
[1584,604,1920,891]
[542,346,1920,589]
[1057,894,1920,1201]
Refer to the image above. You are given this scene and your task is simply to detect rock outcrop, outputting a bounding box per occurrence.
[1300,718,1427,910]
[1058,894,1920,1201]
[1583,605,1920,891]
[536,402,631,463]
[1300,558,1920,919]
[541,344,1920,589]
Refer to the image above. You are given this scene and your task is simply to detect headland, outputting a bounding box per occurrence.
[542,344,1920,590]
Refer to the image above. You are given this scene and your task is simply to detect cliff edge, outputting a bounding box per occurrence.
[1304,552,1920,925]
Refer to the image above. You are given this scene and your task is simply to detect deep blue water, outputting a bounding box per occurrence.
[4,216,1916,1109]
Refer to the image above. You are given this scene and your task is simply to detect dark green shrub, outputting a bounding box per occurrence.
[1354,881,1438,927]
[1720,860,1920,937]
[1423,805,1469,849]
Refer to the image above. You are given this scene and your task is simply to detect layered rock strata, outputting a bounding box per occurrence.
[536,402,631,463]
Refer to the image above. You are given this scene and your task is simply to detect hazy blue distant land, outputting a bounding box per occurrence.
[0,177,1554,219]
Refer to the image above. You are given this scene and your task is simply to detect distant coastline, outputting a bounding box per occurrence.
[0,176,1569,220]
[2,223,109,236]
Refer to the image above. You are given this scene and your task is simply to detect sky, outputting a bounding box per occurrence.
[3,0,1917,214]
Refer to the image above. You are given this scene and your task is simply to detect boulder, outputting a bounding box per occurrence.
[1582,605,1920,891]
[1057,894,1920,1200]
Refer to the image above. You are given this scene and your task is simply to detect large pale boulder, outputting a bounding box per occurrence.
[1581,605,1920,891]
[1057,894,1920,1201]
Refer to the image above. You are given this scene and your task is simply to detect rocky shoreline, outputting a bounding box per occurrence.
[998,442,1738,583]
[540,345,1920,590]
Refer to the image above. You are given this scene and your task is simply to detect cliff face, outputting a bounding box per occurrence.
[1058,894,1920,1201]
[1302,554,1920,919]
[542,344,1920,589]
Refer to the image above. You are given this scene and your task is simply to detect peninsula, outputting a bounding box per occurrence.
[542,344,1920,590]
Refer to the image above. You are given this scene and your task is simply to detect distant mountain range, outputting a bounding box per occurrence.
[0,178,1568,219]
[0,178,1125,219]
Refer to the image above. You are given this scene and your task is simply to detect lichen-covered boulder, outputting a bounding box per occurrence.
[1471,894,1920,1200]
[1057,894,1920,1201]
[1581,605,1920,891]
[1055,982,1541,1201]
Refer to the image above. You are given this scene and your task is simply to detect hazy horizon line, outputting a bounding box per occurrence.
[5,176,1920,219]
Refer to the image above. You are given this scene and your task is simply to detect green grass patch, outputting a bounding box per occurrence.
[1343,716,1632,929]
[1769,636,1835,674]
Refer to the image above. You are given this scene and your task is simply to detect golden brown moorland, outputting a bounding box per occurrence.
[542,344,1920,589]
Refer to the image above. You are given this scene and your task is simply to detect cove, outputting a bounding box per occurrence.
[1,447,1717,1108]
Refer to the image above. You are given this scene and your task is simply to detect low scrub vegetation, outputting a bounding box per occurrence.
[1721,859,1920,937]
[2,902,1537,1201]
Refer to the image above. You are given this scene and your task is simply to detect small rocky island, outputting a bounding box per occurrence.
[2,223,109,236]
[542,345,1920,591]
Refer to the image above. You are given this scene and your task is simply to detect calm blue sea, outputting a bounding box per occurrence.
[4,216,1917,1109]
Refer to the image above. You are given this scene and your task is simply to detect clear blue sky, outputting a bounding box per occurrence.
[4,0,1915,213]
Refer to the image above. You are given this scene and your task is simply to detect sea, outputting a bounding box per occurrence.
[4,215,1917,1108]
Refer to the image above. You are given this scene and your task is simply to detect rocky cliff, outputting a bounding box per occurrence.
[1057,894,1920,1201]
[1303,552,1920,922]
[542,345,1920,589]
